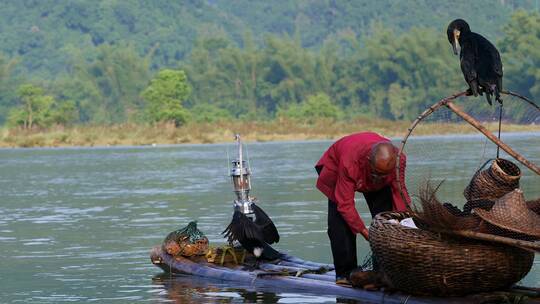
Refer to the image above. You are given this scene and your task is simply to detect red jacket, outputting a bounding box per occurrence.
[315,132,410,234]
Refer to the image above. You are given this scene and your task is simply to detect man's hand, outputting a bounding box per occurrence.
[360,227,369,241]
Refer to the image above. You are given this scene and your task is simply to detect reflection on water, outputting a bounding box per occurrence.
[152,273,358,303]
[0,133,538,303]
[153,274,283,303]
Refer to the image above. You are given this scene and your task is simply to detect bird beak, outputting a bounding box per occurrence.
[452,29,460,55]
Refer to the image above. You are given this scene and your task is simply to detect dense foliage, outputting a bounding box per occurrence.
[141,69,191,126]
[0,1,538,127]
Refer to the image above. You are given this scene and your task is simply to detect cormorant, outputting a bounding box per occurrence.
[447,19,503,105]
[222,203,281,261]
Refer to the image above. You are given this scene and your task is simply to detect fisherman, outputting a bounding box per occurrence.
[315,132,411,285]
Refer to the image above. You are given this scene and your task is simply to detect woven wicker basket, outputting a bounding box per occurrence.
[369,212,534,296]
[463,158,521,201]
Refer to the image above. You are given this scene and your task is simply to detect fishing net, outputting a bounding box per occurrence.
[396,90,540,248]
[396,90,540,208]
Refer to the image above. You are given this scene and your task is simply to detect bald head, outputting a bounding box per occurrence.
[369,142,397,175]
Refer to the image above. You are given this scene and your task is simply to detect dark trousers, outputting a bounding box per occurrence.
[326,183,393,278]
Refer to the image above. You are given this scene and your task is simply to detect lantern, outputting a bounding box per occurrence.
[230,135,254,215]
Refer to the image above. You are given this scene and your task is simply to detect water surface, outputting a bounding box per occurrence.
[0,133,538,303]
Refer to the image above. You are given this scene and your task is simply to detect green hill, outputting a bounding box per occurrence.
[0,1,538,127]
[1,0,533,74]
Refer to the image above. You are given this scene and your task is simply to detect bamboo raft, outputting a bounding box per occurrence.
[150,246,540,303]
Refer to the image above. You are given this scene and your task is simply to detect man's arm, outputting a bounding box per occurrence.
[334,166,367,237]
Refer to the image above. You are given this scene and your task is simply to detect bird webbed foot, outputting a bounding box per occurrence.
[465,88,476,96]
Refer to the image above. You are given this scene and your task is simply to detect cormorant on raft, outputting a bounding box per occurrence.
[223,203,281,260]
[447,19,503,106]
[222,135,280,263]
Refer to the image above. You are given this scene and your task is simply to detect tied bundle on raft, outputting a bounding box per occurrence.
[162,221,209,257]
[160,221,252,266]
[205,246,249,265]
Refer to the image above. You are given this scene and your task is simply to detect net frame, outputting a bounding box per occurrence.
[395,90,540,251]
[397,90,540,202]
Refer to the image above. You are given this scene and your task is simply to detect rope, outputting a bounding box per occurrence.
[496,101,503,158]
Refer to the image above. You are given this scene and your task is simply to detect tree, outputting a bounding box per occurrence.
[260,35,320,112]
[61,43,153,123]
[9,84,54,129]
[183,33,263,118]
[0,53,18,124]
[48,100,79,126]
[182,34,236,108]
[498,11,540,122]
[387,83,414,120]
[278,92,341,123]
[190,103,232,123]
[141,69,191,126]
[357,25,462,119]
[9,84,80,128]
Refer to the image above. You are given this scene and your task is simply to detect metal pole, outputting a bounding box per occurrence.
[236,134,243,191]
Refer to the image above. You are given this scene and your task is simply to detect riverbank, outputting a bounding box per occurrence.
[1,118,538,148]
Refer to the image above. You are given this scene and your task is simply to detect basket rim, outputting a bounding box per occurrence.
[369,211,534,296]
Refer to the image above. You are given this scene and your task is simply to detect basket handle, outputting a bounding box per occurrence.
[469,158,494,182]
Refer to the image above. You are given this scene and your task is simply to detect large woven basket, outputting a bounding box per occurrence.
[369,212,534,296]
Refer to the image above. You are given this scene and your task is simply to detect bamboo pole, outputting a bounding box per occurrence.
[450,230,540,252]
[445,101,540,175]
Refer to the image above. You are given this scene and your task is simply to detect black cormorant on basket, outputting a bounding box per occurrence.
[222,135,280,263]
[447,19,503,106]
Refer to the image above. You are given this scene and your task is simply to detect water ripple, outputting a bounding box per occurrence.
[0,138,538,303]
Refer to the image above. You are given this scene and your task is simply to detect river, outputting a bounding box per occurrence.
[0,132,538,303]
